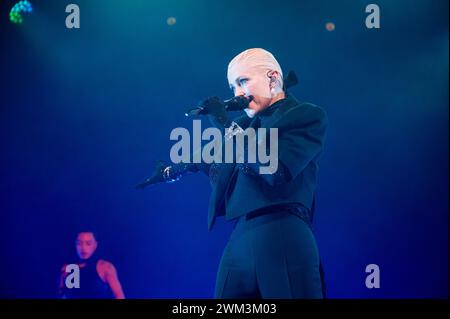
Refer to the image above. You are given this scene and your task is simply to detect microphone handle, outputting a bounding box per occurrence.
[185,96,253,117]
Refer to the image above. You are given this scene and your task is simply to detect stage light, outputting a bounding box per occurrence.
[167,17,176,26]
[325,22,335,32]
[9,0,33,24]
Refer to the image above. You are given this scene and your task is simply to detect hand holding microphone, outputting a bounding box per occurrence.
[185,95,253,128]
[136,95,254,189]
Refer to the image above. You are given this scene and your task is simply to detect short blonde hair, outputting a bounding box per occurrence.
[227,48,284,86]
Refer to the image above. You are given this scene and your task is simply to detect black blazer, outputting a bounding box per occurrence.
[203,94,328,230]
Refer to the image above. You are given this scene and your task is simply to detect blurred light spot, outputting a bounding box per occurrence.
[9,0,33,24]
[167,17,176,26]
[326,22,335,32]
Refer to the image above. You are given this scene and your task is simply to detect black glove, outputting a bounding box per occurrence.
[135,162,199,189]
[200,96,232,128]
[135,161,168,189]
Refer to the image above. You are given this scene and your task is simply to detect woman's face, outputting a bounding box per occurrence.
[76,232,98,260]
[228,66,273,114]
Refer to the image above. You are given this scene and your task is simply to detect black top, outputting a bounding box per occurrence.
[206,93,328,230]
[61,257,114,299]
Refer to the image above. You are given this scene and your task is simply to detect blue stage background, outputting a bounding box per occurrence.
[0,0,448,298]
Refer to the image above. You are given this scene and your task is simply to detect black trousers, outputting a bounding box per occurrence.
[214,209,323,299]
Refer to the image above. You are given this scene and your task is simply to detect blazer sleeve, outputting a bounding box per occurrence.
[195,114,252,177]
[277,104,328,180]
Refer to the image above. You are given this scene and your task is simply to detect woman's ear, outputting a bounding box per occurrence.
[267,70,280,85]
[267,70,281,93]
